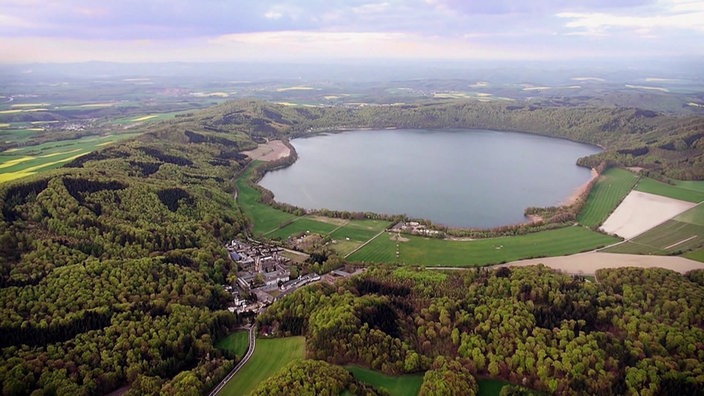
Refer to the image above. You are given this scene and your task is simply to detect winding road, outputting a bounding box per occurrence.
[209,325,256,396]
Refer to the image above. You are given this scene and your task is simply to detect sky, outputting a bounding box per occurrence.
[0,0,703,63]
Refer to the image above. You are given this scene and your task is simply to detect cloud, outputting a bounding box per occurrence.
[0,0,702,62]
[557,0,704,37]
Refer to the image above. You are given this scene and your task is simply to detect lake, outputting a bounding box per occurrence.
[259,129,601,228]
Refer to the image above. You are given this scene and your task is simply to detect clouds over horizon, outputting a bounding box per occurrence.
[0,0,702,62]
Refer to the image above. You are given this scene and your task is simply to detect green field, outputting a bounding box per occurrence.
[684,247,704,263]
[347,366,423,396]
[349,226,619,267]
[220,336,305,396]
[635,177,704,203]
[0,133,140,183]
[346,366,525,396]
[235,164,297,235]
[266,217,340,239]
[235,165,391,247]
[478,379,512,396]
[603,204,704,255]
[215,331,250,359]
[577,168,639,228]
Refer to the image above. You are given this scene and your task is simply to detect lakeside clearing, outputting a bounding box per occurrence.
[242,140,291,161]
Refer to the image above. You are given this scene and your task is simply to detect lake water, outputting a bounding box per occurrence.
[259,129,601,228]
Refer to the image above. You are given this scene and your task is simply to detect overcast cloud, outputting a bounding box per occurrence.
[0,0,702,62]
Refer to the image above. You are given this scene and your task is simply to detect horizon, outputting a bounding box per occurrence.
[1,0,703,64]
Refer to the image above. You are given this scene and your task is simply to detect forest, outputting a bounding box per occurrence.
[1,98,703,394]
[257,265,704,395]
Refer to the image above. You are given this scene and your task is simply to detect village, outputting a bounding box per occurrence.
[223,238,362,314]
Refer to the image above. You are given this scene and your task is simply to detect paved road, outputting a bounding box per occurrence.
[209,325,256,396]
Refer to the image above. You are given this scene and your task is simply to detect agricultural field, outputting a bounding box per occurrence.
[603,203,704,255]
[215,331,250,359]
[349,226,618,267]
[110,111,184,125]
[576,168,639,228]
[220,336,305,396]
[635,177,704,203]
[0,133,139,183]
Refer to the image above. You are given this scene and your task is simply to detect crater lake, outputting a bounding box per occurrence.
[259,129,602,228]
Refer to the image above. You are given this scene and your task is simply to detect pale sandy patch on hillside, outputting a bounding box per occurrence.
[501,252,704,276]
[242,140,290,161]
[600,191,696,239]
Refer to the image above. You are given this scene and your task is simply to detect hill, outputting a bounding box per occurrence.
[0,98,703,394]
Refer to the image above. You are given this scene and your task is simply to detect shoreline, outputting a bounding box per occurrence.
[562,168,599,206]
[243,130,601,234]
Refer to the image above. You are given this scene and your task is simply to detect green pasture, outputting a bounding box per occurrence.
[235,164,297,235]
[266,217,340,239]
[347,365,423,396]
[603,204,704,255]
[635,177,704,203]
[349,226,618,267]
[673,180,704,193]
[220,336,305,396]
[215,331,250,359]
[0,127,42,144]
[235,164,391,244]
[577,168,639,228]
[346,366,527,396]
[684,248,704,263]
[0,133,139,183]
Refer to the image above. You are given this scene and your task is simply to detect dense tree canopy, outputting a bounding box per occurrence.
[259,265,704,395]
[1,98,703,394]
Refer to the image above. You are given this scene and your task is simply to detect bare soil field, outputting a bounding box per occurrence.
[242,140,290,161]
[503,252,704,275]
[599,190,696,239]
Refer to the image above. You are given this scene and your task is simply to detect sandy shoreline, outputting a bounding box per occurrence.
[242,140,290,161]
[562,168,599,206]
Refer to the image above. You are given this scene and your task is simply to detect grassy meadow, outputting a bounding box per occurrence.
[235,164,298,235]
[349,226,618,267]
[346,366,527,396]
[220,336,305,396]
[215,331,250,359]
[576,168,639,228]
[635,177,704,203]
[347,366,423,396]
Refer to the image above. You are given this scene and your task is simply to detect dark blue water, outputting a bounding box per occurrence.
[259,129,601,228]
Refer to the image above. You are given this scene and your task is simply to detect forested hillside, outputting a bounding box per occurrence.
[1,98,703,394]
[172,99,704,179]
[258,265,704,395]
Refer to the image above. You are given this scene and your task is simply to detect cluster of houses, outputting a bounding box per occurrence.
[390,221,443,237]
[224,239,320,313]
[223,239,367,314]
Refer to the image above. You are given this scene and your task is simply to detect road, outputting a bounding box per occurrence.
[209,324,256,396]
